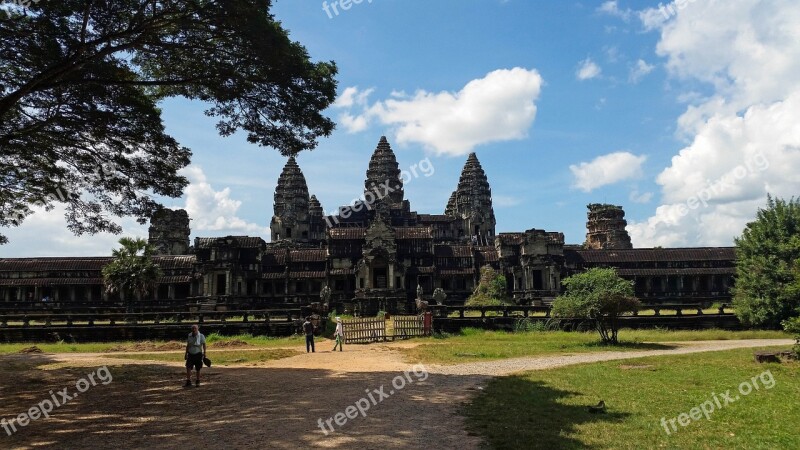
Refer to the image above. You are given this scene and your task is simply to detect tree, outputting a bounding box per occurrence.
[466,266,509,307]
[0,1,338,244]
[102,237,163,312]
[733,196,800,328]
[783,315,800,357]
[551,268,639,344]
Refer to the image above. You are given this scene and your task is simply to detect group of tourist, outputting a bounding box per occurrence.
[303,316,345,353]
[182,317,345,387]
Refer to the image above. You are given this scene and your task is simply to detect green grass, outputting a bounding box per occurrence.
[0,333,305,354]
[400,328,791,364]
[107,348,301,365]
[464,347,799,449]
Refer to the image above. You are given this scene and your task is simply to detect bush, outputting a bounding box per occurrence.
[513,318,558,332]
[466,266,509,306]
[782,316,800,356]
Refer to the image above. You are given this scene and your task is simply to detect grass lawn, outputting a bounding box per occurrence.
[0,333,305,354]
[107,348,301,365]
[399,328,791,364]
[463,347,799,449]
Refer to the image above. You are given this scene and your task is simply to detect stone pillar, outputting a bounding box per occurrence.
[70,287,76,302]
[389,264,395,288]
[34,286,40,301]
[168,284,175,300]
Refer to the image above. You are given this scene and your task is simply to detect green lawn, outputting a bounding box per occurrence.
[400,328,791,364]
[463,347,799,449]
[108,348,301,365]
[0,333,305,354]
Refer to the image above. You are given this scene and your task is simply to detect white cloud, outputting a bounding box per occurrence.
[576,58,602,81]
[334,68,544,155]
[629,189,653,204]
[181,166,269,236]
[598,1,633,21]
[570,152,647,192]
[629,0,800,247]
[629,59,655,83]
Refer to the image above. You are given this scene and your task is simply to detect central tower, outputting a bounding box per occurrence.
[364,136,404,206]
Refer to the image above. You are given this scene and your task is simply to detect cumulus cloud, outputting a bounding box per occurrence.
[576,58,602,81]
[629,59,655,83]
[570,152,647,192]
[333,68,544,155]
[629,0,800,247]
[629,189,653,204]
[181,166,269,235]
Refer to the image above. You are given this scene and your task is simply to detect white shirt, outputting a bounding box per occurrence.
[187,332,206,355]
[335,322,344,337]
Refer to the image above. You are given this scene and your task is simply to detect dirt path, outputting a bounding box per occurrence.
[0,339,791,449]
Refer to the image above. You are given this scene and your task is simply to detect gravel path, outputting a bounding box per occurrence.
[427,339,795,376]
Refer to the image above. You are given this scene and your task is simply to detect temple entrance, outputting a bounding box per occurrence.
[372,268,387,289]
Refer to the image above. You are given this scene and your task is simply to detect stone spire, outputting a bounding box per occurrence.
[364,136,404,206]
[307,194,326,242]
[584,204,633,250]
[270,156,310,241]
[447,153,496,240]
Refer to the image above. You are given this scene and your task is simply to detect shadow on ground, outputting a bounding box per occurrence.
[0,352,487,449]
[464,375,630,450]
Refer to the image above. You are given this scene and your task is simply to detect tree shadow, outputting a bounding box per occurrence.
[463,375,630,449]
[0,352,489,449]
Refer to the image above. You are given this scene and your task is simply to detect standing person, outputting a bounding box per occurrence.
[332,317,344,352]
[184,324,206,387]
[303,316,315,353]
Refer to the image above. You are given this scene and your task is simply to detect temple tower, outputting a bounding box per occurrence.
[148,208,190,255]
[270,157,312,241]
[446,153,496,241]
[307,195,326,242]
[584,203,633,249]
[364,136,404,207]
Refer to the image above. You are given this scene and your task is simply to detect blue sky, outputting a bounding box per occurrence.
[5,0,800,256]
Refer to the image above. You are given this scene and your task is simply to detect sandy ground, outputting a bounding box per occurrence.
[0,338,792,449]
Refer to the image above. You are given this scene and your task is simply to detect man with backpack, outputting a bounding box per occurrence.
[303,316,315,353]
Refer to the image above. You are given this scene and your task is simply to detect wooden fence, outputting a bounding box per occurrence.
[343,314,430,344]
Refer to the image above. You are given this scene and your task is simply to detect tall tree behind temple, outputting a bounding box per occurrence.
[733,196,800,328]
[102,237,162,312]
[0,0,338,244]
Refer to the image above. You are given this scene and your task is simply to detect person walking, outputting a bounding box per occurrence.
[303,316,316,353]
[184,324,206,387]
[332,317,344,352]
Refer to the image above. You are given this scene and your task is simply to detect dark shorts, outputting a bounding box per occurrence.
[186,352,203,370]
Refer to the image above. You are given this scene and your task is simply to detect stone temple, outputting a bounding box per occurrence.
[0,137,736,314]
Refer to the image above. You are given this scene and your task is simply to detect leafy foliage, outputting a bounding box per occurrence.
[0,1,337,244]
[733,196,800,328]
[102,237,162,308]
[783,316,800,357]
[551,268,640,344]
[466,266,509,307]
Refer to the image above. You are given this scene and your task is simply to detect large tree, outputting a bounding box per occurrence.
[551,268,639,344]
[0,0,337,244]
[466,265,509,307]
[733,196,800,328]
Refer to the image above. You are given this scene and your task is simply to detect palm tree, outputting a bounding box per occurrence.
[102,237,163,313]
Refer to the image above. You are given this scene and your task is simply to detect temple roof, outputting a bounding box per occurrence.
[448,152,494,221]
[273,156,310,218]
[364,136,404,205]
[567,247,736,263]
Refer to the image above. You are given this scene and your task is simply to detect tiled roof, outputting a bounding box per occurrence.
[477,250,499,262]
[569,248,736,263]
[434,245,473,258]
[290,249,327,262]
[0,255,195,272]
[0,278,103,286]
[328,228,366,240]
[0,258,111,271]
[497,233,525,245]
[395,227,432,239]
[262,251,287,265]
[262,272,285,279]
[616,268,735,276]
[195,236,265,249]
[153,256,196,269]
